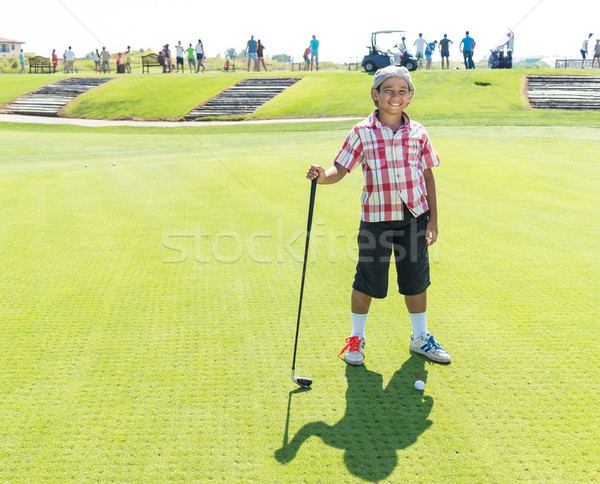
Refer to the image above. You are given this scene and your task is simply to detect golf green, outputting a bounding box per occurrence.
[1,121,598,481]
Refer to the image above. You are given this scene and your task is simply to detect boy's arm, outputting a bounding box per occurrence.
[423,168,438,246]
[306,163,349,184]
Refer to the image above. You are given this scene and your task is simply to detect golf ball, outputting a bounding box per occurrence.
[415,380,425,391]
[112,163,116,166]
[85,164,88,168]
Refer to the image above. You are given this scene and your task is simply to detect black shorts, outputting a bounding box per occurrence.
[353,208,431,298]
[177,56,184,65]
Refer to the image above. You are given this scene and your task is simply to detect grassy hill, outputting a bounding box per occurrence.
[1,69,600,126]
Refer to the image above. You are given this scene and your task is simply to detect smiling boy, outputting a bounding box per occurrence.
[306,65,450,365]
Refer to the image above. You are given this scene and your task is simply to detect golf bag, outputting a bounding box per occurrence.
[489,49,512,69]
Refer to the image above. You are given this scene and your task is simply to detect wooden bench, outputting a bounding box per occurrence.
[29,56,54,73]
[141,53,162,73]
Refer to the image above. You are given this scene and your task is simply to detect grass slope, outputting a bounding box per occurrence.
[0,121,598,481]
[0,75,62,106]
[61,74,248,120]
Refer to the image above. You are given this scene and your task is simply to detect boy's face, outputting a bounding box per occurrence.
[371,77,414,115]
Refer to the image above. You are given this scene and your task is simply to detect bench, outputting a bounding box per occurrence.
[141,53,162,73]
[29,56,54,73]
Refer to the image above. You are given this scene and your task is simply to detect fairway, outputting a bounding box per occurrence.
[1,118,599,481]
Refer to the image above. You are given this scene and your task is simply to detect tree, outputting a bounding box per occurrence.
[271,53,292,63]
[225,47,237,59]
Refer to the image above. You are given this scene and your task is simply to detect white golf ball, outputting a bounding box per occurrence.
[415,380,425,391]
[112,163,116,166]
[85,164,88,168]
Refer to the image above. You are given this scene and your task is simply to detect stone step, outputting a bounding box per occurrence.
[0,77,113,116]
[526,75,600,111]
[185,77,301,119]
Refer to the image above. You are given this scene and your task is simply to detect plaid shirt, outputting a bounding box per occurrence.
[334,110,440,222]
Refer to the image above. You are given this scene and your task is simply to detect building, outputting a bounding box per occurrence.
[0,38,25,57]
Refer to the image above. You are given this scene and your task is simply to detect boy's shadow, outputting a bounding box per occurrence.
[275,355,433,482]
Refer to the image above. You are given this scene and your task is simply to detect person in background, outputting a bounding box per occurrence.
[19,49,26,73]
[162,44,171,73]
[65,46,75,73]
[101,46,110,74]
[413,33,428,70]
[93,48,100,73]
[460,31,476,69]
[175,40,184,73]
[195,39,204,73]
[310,34,319,71]
[439,34,452,70]
[257,40,268,72]
[246,35,258,71]
[186,43,196,72]
[581,33,593,68]
[425,40,437,70]
[125,46,132,73]
[592,39,600,68]
[303,45,311,71]
[52,49,59,73]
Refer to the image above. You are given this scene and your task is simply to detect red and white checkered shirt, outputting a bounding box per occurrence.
[334,110,440,222]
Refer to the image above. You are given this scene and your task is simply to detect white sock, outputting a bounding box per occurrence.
[409,312,427,339]
[350,312,368,339]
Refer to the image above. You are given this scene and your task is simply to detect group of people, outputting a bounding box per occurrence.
[244,34,319,72]
[581,33,600,68]
[47,47,77,73]
[91,47,131,74]
[244,36,268,72]
[301,35,320,71]
[158,41,206,73]
[408,31,481,70]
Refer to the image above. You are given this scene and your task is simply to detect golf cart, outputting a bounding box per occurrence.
[361,30,418,72]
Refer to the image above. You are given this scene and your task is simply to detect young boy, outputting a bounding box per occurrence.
[306,65,450,365]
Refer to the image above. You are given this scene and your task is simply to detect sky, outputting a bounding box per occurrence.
[2,0,599,64]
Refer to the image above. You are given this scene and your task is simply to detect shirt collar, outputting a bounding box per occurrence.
[369,110,411,131]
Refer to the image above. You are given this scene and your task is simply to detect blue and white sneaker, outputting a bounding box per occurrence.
[410,333,451,363]
[338,336,365,366]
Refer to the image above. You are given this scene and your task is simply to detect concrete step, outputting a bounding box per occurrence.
[185,77,300,119]
[527,75,600,110]
[0,77,113,116]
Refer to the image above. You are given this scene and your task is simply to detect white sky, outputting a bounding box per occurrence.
[2,0,598,63]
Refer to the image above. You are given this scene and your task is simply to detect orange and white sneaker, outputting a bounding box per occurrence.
[338,336,365,366]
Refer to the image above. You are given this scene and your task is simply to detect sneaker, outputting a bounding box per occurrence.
[410,333,451,363]
[338,336,365,366]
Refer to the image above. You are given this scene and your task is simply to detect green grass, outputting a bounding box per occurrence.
[0,75,60,105]
[61,74,248,120]
[0,119,599,481]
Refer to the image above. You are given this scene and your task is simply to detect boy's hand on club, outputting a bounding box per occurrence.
[307,165,325,183]
[425,221,438,246]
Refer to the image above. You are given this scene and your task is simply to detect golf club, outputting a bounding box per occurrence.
[291,177,317,388]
